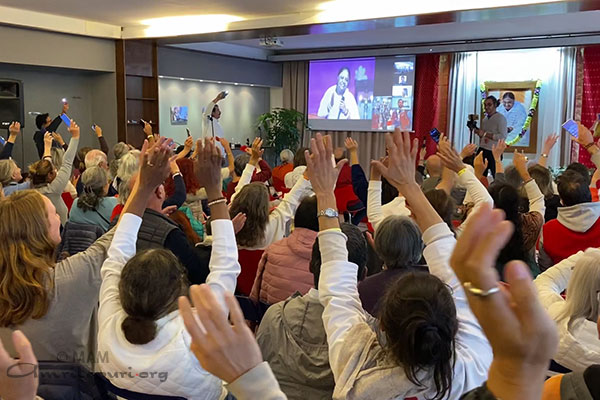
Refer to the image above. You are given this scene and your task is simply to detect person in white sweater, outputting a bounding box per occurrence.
[309,130,492,399]
[534,248,600,372]
[97,137,240,399]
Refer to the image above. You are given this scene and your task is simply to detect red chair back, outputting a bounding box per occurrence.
[236,249,265,296]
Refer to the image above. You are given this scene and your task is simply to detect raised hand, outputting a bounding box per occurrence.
[43,132,54,149]
[572,122,597,155]
[193,138,225,198]
[305,134,345,196]
[231,212,247,234]
[179,284,263,383]
[61,102,69,114]
[460,143,478,159]
[249,137,264,165]
[0,330,38,400]
[8,122,20,140]
[184,136,194,151]
[161,205,177,216]
[513,150,531,181]
[542,134,559,155]
[138,136,174,193]
[143,121,153,137]
[344,137,358,152]
[473,152,488,179]
[371,129,418,189]
[437,135,465,173]
[93,125,103,138]
[492,139,506,161]
[450,204,558,400]
[67,120,80,139]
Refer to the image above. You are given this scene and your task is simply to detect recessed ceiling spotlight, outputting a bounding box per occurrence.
[217,81,222,84]
[158,75,164,78]
[179,77,184,81]
[234,83,239,85]
[250,84,255,87]
[199,79,204,82]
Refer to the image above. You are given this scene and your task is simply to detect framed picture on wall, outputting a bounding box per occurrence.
[483,81,539,154]
[170,106,188,125]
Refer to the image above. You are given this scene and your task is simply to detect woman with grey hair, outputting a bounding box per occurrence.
[272,149,295,191]
[69,166,117,231]
[115,150,140,205]
[358,215,425,315]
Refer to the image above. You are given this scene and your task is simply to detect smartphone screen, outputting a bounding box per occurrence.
[60,114,71,127]
[91,124,96,132]
[562,120,578,138]
[430,128,441,143]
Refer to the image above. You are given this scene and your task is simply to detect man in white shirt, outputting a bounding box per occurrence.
[497,92,528,143]
[203,91,227,156]
[317,67,360,120]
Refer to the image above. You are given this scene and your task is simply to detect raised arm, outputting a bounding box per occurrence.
[194,138,241,309]
[231,137,263,203]
[0,122,20,160]
[572,122,600,171]
[533,250,584,311]
[492,140,506,175]
[46,121,80,195]
[217,137,235,176]
[305,133,368,377]
[99,137,175,325]
[538,134,559,168]
[514,151,545,217]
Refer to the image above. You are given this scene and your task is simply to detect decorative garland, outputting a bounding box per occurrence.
[479,80,542,146]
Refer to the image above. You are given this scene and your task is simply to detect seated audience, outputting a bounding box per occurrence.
[358,215,425,315]
[529,164,561,221]
[256,222,367,400]
[97,137,239,398]
[229,139,312,250]
[285,147,308,189]
[534,248,600,372]
[272,149,295,191]
[314,130,492,399]
[0,153,29,196]
[0,189,114,369]
[69,166,118,231]
[539,123,600,270]
[226,138,272,200]
[489,148,545,278]
[29,121,80,225]
[250,195,319,305]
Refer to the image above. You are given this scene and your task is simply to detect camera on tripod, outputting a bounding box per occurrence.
[467,114,479,131]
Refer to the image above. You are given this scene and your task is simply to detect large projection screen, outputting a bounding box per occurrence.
[307,55,416,132]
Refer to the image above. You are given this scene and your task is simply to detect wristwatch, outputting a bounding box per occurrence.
[317,208,339,218]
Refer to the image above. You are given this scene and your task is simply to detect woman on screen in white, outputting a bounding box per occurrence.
[318,67,360,120]
[497,92,528,140]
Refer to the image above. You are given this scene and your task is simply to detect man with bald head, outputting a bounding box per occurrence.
[421,154,443,192]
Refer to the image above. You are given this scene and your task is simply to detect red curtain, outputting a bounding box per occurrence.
[413,54,441,160]
[577,46,600,166]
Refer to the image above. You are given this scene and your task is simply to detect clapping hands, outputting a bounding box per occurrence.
[371,129,418,189]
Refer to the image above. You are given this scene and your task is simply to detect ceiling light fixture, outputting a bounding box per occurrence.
[316,0,557,24]
[179,78,185,81]
[141,14,244,37]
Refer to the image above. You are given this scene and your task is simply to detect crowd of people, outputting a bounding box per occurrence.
[1,100,600,400]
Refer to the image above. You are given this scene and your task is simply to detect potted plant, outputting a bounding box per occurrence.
[257,108,307,155]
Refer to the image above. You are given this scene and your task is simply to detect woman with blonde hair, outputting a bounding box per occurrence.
[0,158,29,196]
[0,189,114,369]
[534,248,600,371]
[29,121,80,225]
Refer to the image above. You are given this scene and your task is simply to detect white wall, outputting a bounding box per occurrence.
[158,78,270,146]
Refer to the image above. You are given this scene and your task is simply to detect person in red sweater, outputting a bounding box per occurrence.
[225,138,272,201]
[539,122,600,270]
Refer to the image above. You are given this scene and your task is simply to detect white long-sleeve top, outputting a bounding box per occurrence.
[367,180,410,230]
[455,170,494,236]
[534,249,600,371]
[231,162,313,250]
[318,223,492,399]
[98,213,240,399]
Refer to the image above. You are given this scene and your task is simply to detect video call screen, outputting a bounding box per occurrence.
[307,55,416,132]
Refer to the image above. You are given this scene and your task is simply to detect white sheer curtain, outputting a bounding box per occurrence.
[447,52,478,152]
[557,47,577,166]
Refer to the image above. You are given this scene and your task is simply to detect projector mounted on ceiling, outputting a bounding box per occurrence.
[259,35,284,48]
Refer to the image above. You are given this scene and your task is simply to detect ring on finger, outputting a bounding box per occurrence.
[464,282,500,297]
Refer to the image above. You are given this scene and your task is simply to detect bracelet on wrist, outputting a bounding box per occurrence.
[584,142,596,150]
[208,197,226,207]
[457,167,468,176]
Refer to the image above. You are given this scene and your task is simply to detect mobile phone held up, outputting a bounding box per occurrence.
[186,128,191,137]
[221,90,229,98]
[562,119,579,139]
[60,113,71,127]
[91,124,96,132]
[430,128,441,143]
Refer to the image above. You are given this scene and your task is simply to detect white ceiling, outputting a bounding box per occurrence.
[0,0,323,26]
